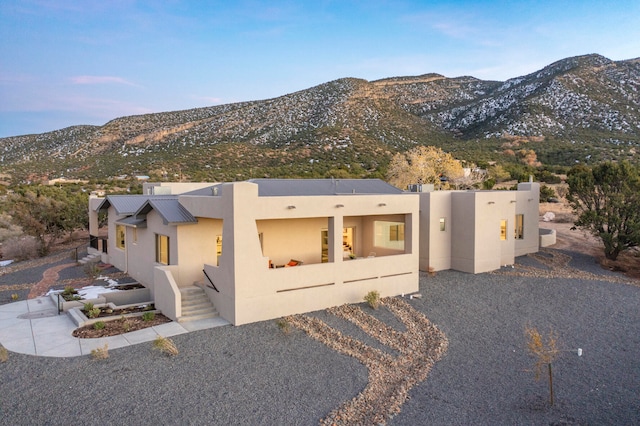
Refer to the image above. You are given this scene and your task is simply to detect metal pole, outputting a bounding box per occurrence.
[548,363,554,406]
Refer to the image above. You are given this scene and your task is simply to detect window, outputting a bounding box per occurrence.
[116,225,126,250]
[216,235,222,266]
[132,228,138,244]
[374,220,405,250]
[439,217,446,231]
[515,214,524,240]
[500,219,507,241]
[389,224,405,241]
[321,227,355,262]
[156,234,169,265]
[321,230,329,263]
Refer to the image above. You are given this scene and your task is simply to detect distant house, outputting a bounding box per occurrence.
[88,179,542,326]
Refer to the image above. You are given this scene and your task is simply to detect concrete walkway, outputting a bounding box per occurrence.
[0,296,229,357]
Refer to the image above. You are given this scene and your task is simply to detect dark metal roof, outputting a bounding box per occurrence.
[247,179,403,196]
[96,195,175,215]
[137,198,198,225]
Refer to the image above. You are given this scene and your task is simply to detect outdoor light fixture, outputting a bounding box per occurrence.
[335,204,344,208]
[378,203,387,207]
[510,200,517,203]
[488,201,495,204]
[287,205,296,209]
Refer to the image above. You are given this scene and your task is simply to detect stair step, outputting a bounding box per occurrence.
[178,285,218,322]
[78,253,101,265]
[182,305,218,316]
[182,300,216,310]
[177,311,219,322]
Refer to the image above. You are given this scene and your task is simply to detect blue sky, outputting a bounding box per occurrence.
[1,0,638,138]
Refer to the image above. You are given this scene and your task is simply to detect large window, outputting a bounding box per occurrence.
[116,225,126,250]
[374,220,405,250]
[156,234,169,265]
[515,214,524,240]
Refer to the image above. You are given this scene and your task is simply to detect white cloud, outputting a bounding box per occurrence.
[70,75,137,86]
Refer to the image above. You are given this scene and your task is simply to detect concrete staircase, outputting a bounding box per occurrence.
[78,252,101,265]
[177,286,218,323]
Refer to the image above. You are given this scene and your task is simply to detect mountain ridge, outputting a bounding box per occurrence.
[1,54,639,184]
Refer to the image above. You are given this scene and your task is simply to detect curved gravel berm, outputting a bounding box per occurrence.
[0,247,639,425]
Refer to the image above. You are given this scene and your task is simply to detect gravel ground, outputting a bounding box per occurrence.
[1,248,639,425]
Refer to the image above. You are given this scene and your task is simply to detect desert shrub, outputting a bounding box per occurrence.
[91,344,109,360]
[88,308,101,319]
[62,286,77,296]
[364,290,381,309]
[83,302,94,311]
[525,326,560,406]
[93,321,105,330]
[0,213,22,242]
[84,263,100,278]
[2,236,39,261]
[153,336,178,356]
[142,311,155,321]
[0,345,8,362]
[120,315,131,332]
[11,293,19,301]
[276,318,291,335]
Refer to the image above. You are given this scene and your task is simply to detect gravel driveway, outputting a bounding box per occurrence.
[1,248,639,425]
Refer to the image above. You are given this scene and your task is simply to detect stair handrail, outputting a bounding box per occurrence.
[202,269,219,292]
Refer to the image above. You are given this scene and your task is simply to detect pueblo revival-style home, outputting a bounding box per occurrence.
[88,179,542,326]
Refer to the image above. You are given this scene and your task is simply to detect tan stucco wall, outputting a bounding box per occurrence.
[175,218,220,286]
[419,191,453,271]
[450,191,516,273]
[142,182,215,195]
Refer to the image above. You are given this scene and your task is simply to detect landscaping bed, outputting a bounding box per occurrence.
[72,305,171,338]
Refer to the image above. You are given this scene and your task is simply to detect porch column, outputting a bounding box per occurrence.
[329,215,343,263]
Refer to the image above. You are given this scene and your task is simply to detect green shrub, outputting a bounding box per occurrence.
[93,321,105,330]
[540,185,556,202]
[83,302,94,311]
[88,308,101,319]
[62,286,77,296]
[10,293,19,301]
[142,311,155,322]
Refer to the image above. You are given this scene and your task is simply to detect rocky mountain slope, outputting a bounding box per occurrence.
[1,54,638,183]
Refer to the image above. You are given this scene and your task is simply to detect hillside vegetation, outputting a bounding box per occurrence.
[1,54,638,184]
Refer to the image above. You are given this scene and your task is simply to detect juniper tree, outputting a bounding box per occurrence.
[567,161,640,260]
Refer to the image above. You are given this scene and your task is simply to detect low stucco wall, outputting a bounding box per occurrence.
[539,228,557,247]
[153,266,181,321]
